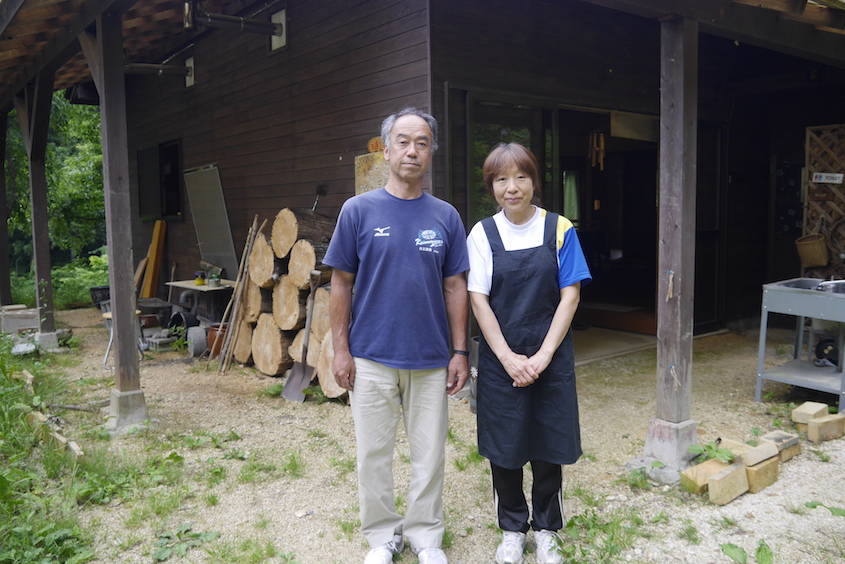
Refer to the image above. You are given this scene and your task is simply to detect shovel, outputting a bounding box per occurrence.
[282,270,321,402]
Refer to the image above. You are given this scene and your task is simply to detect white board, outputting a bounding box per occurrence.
[183,164,239,278]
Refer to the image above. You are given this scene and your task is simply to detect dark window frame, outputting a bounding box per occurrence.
[138,139,184,221]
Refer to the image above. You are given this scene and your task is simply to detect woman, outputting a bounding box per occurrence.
[466,143,591,564]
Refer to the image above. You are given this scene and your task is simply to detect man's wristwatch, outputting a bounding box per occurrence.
[452,349,469,357]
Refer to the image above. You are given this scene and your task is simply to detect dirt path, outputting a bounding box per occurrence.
[50,307,845,564]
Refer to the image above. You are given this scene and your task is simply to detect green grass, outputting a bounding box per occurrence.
[0,337,95,563]
[559,505,649,563]
[330,456,356,477]
[337,518,358,541]
[678,519,701,545]
[205,538,290,564]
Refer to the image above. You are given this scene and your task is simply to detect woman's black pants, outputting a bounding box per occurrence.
[490,460,564,533]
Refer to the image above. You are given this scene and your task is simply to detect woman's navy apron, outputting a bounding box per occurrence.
[477,212,582,469]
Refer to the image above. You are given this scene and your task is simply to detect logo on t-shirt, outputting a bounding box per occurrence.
[373,226,390,237]
[415,228,444,253]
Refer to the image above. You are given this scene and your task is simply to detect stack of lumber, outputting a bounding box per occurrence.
[224,208,345,399]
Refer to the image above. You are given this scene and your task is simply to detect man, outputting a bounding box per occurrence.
[324,107,470,564]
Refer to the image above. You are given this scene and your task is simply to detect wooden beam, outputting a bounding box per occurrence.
[735,0,845,28]
[84,12,142,394]
[0,0,138,110]
[733,0,808,16]
[577,0,845,69]
[656,16,697,424]
[0,0,28,37]
[13,69,56,333]
[0,111,12,306]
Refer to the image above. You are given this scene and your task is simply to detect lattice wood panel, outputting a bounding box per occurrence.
[804,124,845,279]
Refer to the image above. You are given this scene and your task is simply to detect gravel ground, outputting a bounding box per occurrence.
[49,307,845,564]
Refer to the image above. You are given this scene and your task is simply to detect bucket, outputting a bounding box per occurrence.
[208,323,228,359]
[796,233,828,268]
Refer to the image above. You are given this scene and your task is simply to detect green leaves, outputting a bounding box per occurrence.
[720,540,773,564]
[688,441,734,463]
[806,501,845,517]
[6,93,106,258]
[153,524,220,561]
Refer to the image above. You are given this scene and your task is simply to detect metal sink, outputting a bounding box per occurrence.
[763,277,845,321]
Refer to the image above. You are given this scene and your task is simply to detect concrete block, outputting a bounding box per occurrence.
[642,418,698,467]
[49,431,69,450]
[792,401,829,424]
[747,457,779,494]
[779,442,802,462]
[0,308,39,334]
[147,336,177,351]
[680,459,730,494]
[739,441,780,467]
[68,441,85,461]
[760,430,800,451]
[708,463,749,506]
[796,423,808,434]
[808,414,845,442]
[718,438,750,460]
[760,431,802,462]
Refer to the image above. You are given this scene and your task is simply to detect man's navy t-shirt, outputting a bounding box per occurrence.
[323,188,469,370]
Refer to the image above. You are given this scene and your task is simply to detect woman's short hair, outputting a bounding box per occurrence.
[482,142,541,200]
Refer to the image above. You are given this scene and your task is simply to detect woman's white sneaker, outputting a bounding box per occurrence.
[495,531,526,564]
[533,530,562,564]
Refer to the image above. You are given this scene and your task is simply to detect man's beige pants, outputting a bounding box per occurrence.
[350,358,449,551]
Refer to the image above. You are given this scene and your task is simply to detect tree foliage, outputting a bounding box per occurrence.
[4,92,105,261]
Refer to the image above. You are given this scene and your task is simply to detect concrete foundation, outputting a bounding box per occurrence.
[626,418,698,485]
[105,388,148,433]
[35,331,62,353]
[0,307,39,334]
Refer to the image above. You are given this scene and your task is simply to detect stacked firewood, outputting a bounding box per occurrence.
[221,208,345,399]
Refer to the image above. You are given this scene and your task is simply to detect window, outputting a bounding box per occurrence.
[138,139,183,221]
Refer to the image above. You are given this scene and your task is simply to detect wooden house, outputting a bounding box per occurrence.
[5,0,845,338]
[4,0,845,447]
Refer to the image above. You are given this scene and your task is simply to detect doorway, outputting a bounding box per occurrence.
[558,108,659,334]
[463,97,725,335]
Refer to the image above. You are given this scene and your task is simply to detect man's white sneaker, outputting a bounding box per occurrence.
[414,547,448,564]
[364,535,404,564]
[495,531,526,564]
[534,530,562,564]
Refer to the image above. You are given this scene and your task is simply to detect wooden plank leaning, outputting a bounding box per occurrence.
[216,216,264,373]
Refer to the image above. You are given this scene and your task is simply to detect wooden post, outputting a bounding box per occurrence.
[13,70,55,335]
[656,16,697,425]
[81,13,147,428]
[635,16,699,480]
[0,110,12,306]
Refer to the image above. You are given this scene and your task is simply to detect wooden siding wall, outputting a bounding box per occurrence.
[126,0,430,292]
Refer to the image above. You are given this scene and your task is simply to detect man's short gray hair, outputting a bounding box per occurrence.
[380,107,438,152]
